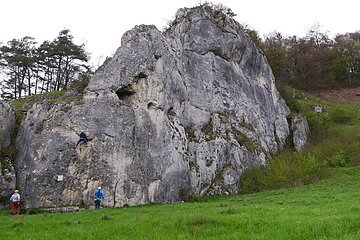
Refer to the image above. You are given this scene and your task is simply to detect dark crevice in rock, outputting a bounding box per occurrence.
[116,85,136,100]
[135,72,148,79]
[147,102,156,110]
[207,50,229,61]
[235,46,247,64]
[167,107,176,117]
[284,117,295,150]
[103,133,115,138]
[113,178,121,207]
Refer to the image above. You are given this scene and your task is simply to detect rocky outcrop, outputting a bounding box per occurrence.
[13,6,300,208]
[292,115,309,151]
[0,101,16,208]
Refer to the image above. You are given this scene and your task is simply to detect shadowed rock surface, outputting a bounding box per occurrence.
[0,102,15,148]
[10,6,307,208]
[0,101,16,207]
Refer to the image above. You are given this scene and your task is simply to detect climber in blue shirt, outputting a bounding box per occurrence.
[94,187,104,209]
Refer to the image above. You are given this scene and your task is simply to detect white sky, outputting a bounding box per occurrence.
[1,0,359,67]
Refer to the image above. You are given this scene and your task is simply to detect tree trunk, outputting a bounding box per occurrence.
[27,68,32,96]
[63,57,70,89]
[56,57,62,91]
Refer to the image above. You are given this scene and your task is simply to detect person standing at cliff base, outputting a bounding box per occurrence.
[95,187,104,210]
[10,189,20,215]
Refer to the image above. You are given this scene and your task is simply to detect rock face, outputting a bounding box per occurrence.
[0,101,16,207]
[14,6,298,208]
[0,101,15,149]
[292,115,309,151]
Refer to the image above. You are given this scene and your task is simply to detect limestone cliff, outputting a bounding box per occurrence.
[9,6,306,208]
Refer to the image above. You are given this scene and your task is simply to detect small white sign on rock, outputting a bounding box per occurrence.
[57,175,64,182]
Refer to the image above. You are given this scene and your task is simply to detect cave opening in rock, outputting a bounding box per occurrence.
[116,85,135,100]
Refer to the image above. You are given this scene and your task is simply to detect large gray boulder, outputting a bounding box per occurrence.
[15,6,293,208]
[0,101,16,207]
[292,115,310,151]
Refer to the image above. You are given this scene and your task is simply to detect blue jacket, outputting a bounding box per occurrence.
[95,189,104,200]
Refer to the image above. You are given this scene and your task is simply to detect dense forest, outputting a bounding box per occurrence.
[0,23,359,100]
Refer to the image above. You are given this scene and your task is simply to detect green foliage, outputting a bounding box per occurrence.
[263,28,360,91]
[205,158,214,167]
[263,32,286,81]
[0,145,17,174]
[276,83,302,113]
[27,208,45,215]
[328,106,354,123]
[241,86,360,194]
[217,111,229,123]
[188,159,199,172]
[10,90,81,117]
[199,2,236,18]
[239,165,266,194]
[241,151,322,194]
[307,115,329,144]
[231,127,256,151]
[69,73,90,94]
[286,88,330,145]
[0,36,37,99]
[220,207,235,215]
[201,120,215,141]
[244,140,256,152]
[327,149,347,167]
[10,222,24,228]
[179,186,192,201]
[188,216,212,226]
[100,214,112,220]
[185,126,198,142]
[1,145,17,158]
[244,27,262,49]
[11,95,37,125]
[165,2,236,30]
[47,95,82,104]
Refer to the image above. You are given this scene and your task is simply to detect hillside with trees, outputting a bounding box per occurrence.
[247,24,360,91]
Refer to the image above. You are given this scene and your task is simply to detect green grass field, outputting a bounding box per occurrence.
[1,166,359,240]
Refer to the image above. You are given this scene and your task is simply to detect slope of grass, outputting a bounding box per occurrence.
[241,86,360,193]
[1,166,359,239]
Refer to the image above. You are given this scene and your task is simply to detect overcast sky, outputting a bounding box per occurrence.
[1,0,359,67]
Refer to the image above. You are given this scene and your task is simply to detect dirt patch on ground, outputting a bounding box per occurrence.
[313,87,360,102]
